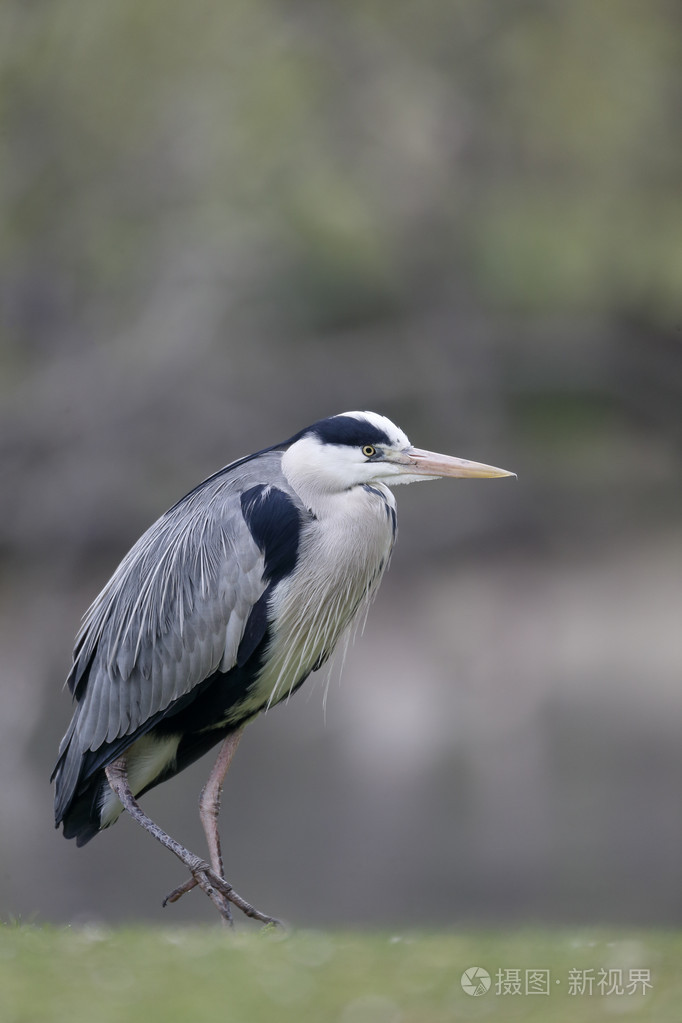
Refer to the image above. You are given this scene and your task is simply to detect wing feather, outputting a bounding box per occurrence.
[58,451,292,767]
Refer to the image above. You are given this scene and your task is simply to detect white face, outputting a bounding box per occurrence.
[336,411,419,486]
[283,412,418,495]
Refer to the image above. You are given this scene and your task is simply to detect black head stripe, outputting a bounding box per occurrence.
[307,415,392,448]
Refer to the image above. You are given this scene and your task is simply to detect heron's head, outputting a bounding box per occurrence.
[281,411,515,497]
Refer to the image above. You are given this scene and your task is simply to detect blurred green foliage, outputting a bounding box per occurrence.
[1,0,681,367]
[1,0,680,556]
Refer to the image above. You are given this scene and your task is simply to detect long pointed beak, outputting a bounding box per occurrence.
[390,446,516,479]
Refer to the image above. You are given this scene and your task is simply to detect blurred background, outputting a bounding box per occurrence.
[0,0,680,928]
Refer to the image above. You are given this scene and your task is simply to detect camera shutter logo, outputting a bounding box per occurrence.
[461,967,492,996]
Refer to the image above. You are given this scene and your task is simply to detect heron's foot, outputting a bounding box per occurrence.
[163,871,233,924]
[163,860,282,928]
[162,858,233,923]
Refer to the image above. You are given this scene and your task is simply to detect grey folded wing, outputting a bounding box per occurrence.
[53,457,283,818]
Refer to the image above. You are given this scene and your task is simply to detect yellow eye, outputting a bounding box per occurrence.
[362,445,376,458]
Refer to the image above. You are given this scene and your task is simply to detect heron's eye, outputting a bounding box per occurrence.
[362,445,376,458]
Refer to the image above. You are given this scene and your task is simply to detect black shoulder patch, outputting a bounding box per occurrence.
[308,415,392,449]
[236,590,270,667]
[240,485,301,585]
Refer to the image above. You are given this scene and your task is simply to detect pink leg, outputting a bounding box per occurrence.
[199,729,244,880]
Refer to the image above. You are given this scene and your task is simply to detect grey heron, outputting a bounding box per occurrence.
[53,411,514,925]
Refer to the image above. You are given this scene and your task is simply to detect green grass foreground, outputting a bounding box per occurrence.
[1,924,680,1022]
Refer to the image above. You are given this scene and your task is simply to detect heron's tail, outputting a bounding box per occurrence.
[57,781,106,846]
[52,724,108,846]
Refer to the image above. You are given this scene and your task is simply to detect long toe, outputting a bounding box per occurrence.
[190,866,234,923]
[163,875,199,906]
[204,869,283,927]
